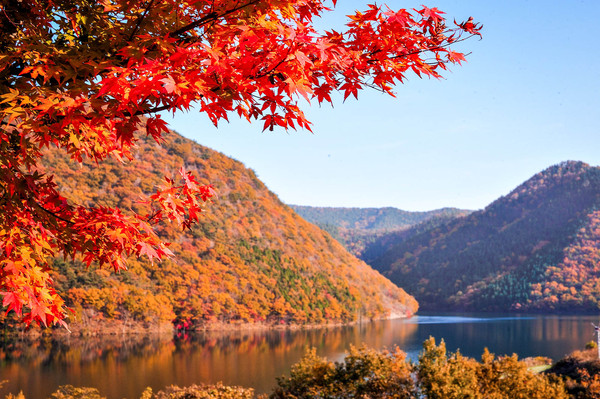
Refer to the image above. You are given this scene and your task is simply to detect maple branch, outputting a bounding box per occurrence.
[101,3,264,96]
[0,5,19,29]
[34,200,74,225]
[133,104,172,116]
[169,0,261,38]
[146,209,162,224]
[387,33,479,62]
[0,119,18,129]
[127,0,156,42]
[130,83,224,117]
[252,47,294,80]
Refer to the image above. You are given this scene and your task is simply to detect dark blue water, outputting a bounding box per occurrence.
[1,313,598,398]
[376,313,595,361]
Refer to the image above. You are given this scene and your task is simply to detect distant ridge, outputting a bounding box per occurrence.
[290,205,471,231]
[371,161,600,312]
[290,205,471,258]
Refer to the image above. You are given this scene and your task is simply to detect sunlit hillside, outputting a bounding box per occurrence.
[27,130,417,330]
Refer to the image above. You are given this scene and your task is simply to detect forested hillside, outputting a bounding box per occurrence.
[7,130,417,330]
[291,205,470,258]
[371,161,600,312]
[360,213,471,264]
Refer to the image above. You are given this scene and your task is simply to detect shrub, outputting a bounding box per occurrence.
[48,385,106,399]
[150,383,257,399]
[417,337,568,399]
[271,345,416,398]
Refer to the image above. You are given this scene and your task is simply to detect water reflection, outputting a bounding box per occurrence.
[407,315,535,324]
[0,314,598,399]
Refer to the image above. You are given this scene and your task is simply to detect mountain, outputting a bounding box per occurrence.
[359,212,472,264]
[290,206,470,231]
[24,130,417,331]
[290,205,471,259]
[370,161,600,312]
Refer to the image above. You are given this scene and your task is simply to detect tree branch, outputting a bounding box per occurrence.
[133,103,172,116]
[34,200,74,225]
[169,0,261,38]
[388,33,478,61]
[127,0,156,42]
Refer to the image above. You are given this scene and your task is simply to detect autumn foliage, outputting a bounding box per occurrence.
[0,0,480,327]
[273,339,568,399]
[31,132,418,329]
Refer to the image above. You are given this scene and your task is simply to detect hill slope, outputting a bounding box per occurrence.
[28,130,417,330]
[291,205,471,259]
[371,161,600,312]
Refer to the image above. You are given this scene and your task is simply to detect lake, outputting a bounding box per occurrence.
[1,313,599,398]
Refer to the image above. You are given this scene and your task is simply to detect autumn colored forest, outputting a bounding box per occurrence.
[295,161,600,315]
[0,131,417,332]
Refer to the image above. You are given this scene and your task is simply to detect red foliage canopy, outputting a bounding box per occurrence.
[0,0,480,327]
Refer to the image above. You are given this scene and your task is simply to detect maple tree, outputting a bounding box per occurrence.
[0,0,481,327]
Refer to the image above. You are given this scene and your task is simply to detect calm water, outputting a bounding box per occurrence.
[1,313,598,398]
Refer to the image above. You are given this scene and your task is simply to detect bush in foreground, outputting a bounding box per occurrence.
[418,337,567,399]
[546,347,600,399]
[272,345,416,398]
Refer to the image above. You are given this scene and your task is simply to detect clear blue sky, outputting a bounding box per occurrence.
[163,0,600,212]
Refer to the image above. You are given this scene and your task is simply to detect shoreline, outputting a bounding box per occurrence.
[1,311,413,340]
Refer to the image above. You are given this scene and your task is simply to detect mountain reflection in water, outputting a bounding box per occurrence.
[0,314,598,398]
